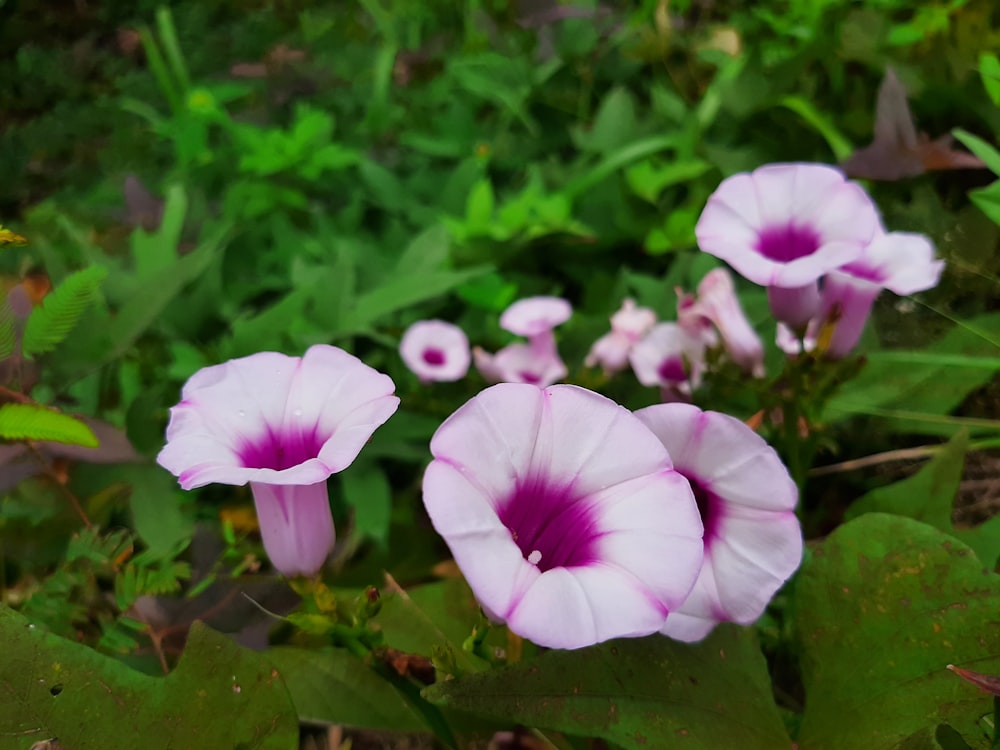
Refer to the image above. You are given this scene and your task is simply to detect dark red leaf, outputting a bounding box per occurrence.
[841,68,985,181]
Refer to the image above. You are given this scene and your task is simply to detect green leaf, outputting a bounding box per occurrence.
[980,53,1000,107]
[625,159,712,203]
[0,608,297,749]
[795,514,1000,750]
[465,178,495,230]
[131,184,187,279]
[396,225,451,276]
[376,579,490,674]
[123,465,194,559]
[826,313,1000,434]
[573,86,638,154]
[267,646,429,732]
[0,403,98,447]
[952,129,1000,176]
[844,430,967,533]
[779,96,855,162]
[969,180,1000,228]
[22,265,108,357]
[425,626,790,749]
[341,461,392,546]
[341,266,490,332]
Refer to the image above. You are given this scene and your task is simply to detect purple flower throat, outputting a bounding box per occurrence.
[498,478,601,572]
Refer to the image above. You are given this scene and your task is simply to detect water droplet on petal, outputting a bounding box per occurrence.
[293,408,302,417]
[528,550,542,565]
[238,410,246,418]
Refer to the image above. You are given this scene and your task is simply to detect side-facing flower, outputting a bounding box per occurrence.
[629,323,707,402]
[423,383,704,649]
[817,231,943,358]
[500,296,572,339]
[157,345,399,577]
[634,403,802,642]
[693,269,766,377]
[473,343,567,388]
[695,163,881,329]
[400,320,471,382]
[585,299,657,375]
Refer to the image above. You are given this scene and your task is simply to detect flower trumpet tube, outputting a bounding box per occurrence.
[422,383,704,649]
[157,345,400,577]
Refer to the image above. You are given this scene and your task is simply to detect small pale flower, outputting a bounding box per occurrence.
[585,299,658,375]
[400,320,471,382]
[423,383,704,649]
[629,323,707,401]
[157,345,399,577]
[695,163,881,329]
[634,403,802,642]
[473,343,567,388]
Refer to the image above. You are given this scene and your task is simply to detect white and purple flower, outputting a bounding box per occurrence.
[157,345,399,577]
[475,296,572,388]
[422,383,704,649]
[695,163,881,330]
[400,320,471,382]
[629,323,707,402]
[585,299,658,375]
[635,403,802,642]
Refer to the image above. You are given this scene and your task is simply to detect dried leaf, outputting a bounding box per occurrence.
[842,68,986,180]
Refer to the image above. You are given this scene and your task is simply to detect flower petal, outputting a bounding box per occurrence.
[500,297,572,337]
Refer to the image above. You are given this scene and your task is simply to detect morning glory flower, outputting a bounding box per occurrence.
[817,231,943,358]
[400,320,471,382]
[634,403,802,642]
[695,163,880,330]
[474,296,572,387]
[585,299,658,375]
[422,383,704,649]
[157,345,399,577]
[629,323,707,402]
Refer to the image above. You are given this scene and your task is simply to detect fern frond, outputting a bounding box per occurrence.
[0,403,99,447]
[22,265,108,356]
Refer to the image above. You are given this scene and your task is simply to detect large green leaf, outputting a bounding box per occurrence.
[425,626,790,749]
[0,607,297,749]
[795,514,1000,750]
[0,403,98,447]
[267,646,429,733]
[844,432,1000,567]
[826,313,1000,434]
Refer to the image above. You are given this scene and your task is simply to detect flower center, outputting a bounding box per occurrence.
[497,478,601,572]
[657,357,687,383]
[686,475,721,545]
[756,224,821,263]
[238,428,324,471]
[422,347,446,366]
[519,370,542,384]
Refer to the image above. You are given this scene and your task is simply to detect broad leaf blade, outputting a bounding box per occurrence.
[425,627,790,749]
[0,608,297,749]
[795,514,1000,750]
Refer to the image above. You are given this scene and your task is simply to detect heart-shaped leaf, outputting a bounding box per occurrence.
[795,514,1000,749]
